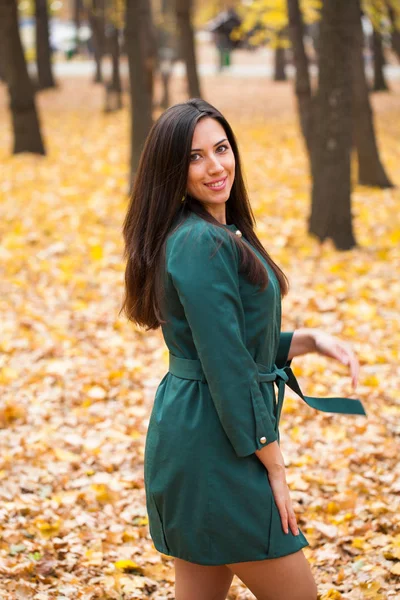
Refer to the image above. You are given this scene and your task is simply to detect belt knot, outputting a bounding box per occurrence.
[167,352,367,430]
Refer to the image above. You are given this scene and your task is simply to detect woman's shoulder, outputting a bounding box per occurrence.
[166,211,231,252]
[165,211,238,268]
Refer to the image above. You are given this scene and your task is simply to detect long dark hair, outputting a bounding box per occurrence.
[120,98,289,330]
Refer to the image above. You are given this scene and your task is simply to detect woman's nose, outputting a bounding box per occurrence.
[207,155,224,173]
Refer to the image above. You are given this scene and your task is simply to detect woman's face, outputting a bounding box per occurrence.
[186,117,235,210]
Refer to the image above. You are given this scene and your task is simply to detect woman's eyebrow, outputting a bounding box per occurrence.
[191,138,228,152]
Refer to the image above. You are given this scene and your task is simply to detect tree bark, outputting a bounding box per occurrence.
[89,0,105,83]
[0,43,5,81]
[110,27,121,95]
[104,25,122,112]
[126,0,155,182]
[372,28,389,91]
[274,46,286,81]
[73,0,82,55]
[274,30,287,81]
[0,0,45,154]
[35,0,56,89]
[387,1,400,61]
[158,0,177,109]
[309,0,355,250]
[175,0,202,98]
[286,0,313,158]
[351,0,393,187]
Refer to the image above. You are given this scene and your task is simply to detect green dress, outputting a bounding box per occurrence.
[143,211,366,566]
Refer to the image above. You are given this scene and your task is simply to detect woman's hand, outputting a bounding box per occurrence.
[312,330,359,390]
[267,465,299,536]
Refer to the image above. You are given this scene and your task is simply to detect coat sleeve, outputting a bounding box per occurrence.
[275,331,294,369]
[167,223,278,458]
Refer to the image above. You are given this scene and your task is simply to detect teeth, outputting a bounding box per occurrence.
[207,179,225,188]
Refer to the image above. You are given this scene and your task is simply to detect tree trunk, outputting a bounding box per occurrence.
[89,0,105,83]
[0,0,45,154]
[387,1,400,61]
[286,0,313,158]
[309,0,355,250]
[352,0,393,187]
[73,0,82,55]
[274,46,286,81]
[274,30,287,81]
[0,44,5,81]
[175,0,201,98]
[104,25,122,113]
[160,70,171,108]
[126,0,155,183]
[35,0,56,89]
[158,0,177,109]
[372,28,389,91]
[110,27,121,95]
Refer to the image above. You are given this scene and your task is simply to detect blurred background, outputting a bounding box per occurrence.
[0,1,400,599]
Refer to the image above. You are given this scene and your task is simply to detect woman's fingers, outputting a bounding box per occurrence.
[332,341,360,390]
[342,345,359,389]
[315,333,361,389]
[351,350,360,388]
[276,501,299,536]
[289,513,299,536]
[268,470,299,536]
[349,354,359,389]
[276,501,288,534]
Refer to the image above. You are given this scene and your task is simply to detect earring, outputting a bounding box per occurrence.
[181,193,186,203]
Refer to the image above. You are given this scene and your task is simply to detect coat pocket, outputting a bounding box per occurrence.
[147,493,170,555]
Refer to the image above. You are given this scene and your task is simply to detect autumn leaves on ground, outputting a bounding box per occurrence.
[0,74,399,600]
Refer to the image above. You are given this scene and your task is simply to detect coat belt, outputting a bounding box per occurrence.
[168,353,366,433]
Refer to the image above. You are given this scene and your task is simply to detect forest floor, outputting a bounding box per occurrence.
[0,73,399,599]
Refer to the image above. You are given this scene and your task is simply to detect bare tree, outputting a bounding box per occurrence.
[372,28,389,91]
[287,0,394,248]
[0,0,45,154]
[286,0,313,156]
[387,0,400,60]
[35,0,56,89]
[73,0,83,55]
[351,1,393,187]
[156,0,178,109]
[176,0,202,98]
[104,23,122,112]
[309,0,355,249]
[274,29,287,81]
[89,0,105,83]
[125,0,155,182]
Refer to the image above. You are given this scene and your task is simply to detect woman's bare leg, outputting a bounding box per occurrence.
[174,557,234,600]
[226,550,317,600]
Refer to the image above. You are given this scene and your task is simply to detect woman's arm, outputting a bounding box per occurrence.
[287,327,317,360]
[287,327,359,389]
[256,326,361,537]
[255,441,299,536]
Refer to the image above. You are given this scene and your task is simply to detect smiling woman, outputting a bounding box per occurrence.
[120,98,364,600]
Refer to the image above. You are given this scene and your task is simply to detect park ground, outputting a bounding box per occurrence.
[0,71,400,599]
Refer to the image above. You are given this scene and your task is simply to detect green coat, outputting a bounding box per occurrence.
[144,211,365,566]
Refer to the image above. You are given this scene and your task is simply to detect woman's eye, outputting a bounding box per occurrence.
[190,146,228,161]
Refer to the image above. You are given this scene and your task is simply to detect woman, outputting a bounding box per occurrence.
[121,99,366,600]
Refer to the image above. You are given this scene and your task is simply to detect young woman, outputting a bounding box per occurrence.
[121,98,366,600]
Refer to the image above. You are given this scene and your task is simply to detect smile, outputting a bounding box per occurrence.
[204,177,227,190]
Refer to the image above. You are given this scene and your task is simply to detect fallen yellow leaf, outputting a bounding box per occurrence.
[114,559,144,574]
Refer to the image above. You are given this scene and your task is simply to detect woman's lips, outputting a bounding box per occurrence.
[204,176,228,191]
